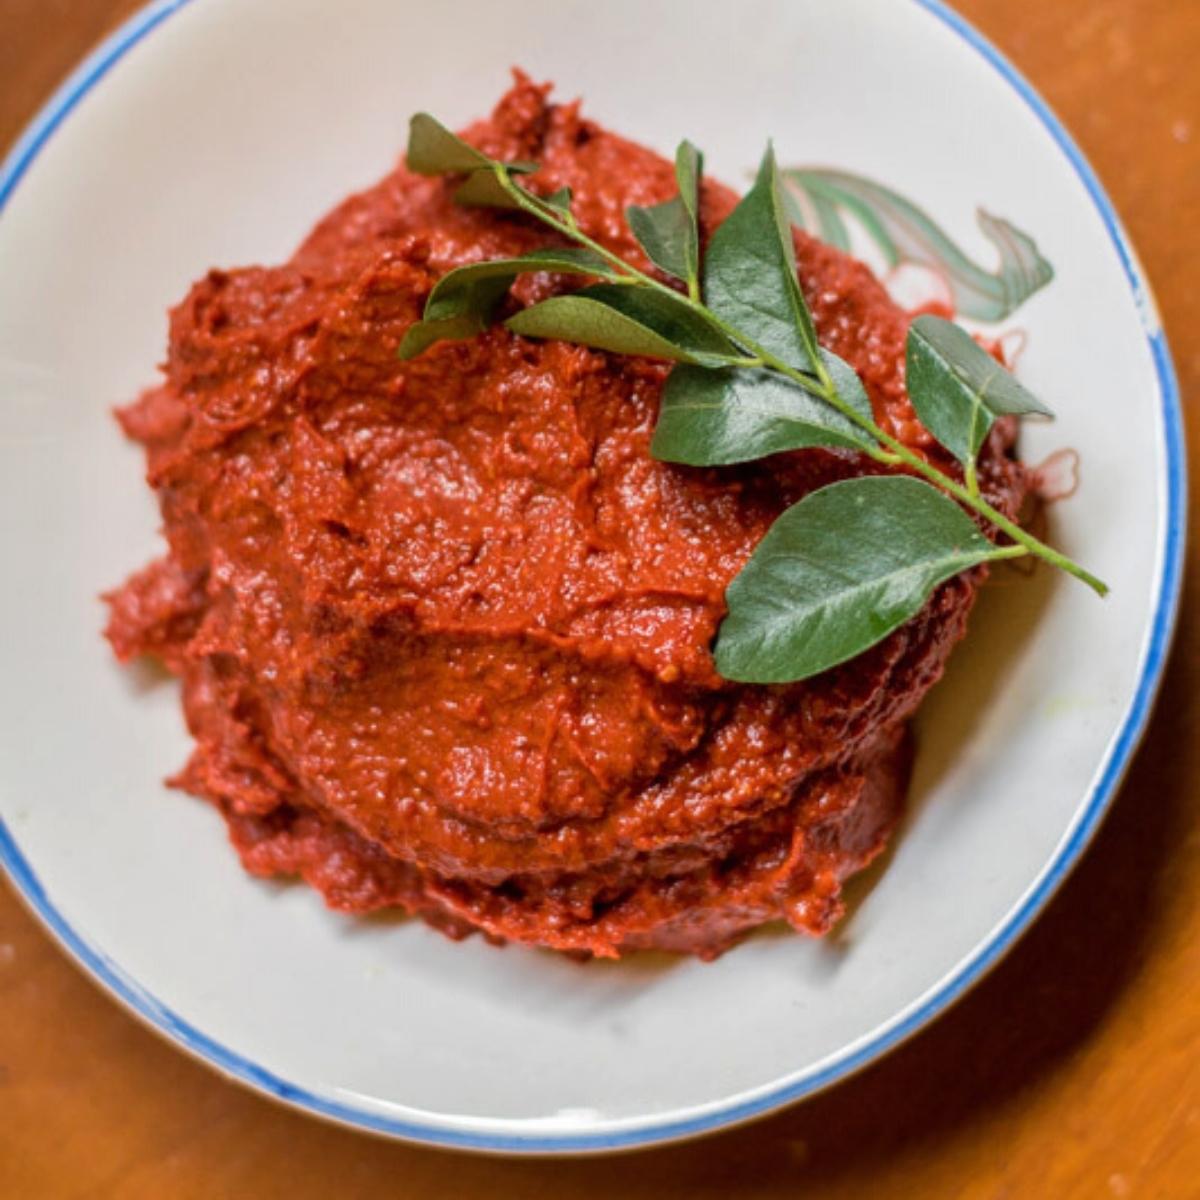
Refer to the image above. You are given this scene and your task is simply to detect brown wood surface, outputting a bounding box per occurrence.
[2,2,1197,1196]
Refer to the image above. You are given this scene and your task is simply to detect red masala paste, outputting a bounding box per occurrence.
[105,76,1026,959]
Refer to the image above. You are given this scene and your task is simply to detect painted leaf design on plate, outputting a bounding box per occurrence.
[780,168,1053,321]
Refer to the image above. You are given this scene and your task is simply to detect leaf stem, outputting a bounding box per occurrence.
[965,458,980,499]
[491,165,1108,597]
[920,457,1107,594]
[758,349,1108,596]
[989,544,1031,562]
[495,167,650,282]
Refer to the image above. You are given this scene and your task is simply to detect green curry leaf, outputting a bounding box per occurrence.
[704,143,821,374]
[627,141,703,294]
[505,283,741,365]
[906,313,1052,466]
[451,164,539,209]
[542,186,574,216]
[715,475,1014,682]
[398,249,621,359]
[407,112,496,175]
[652,353,875,465]
[407,113,538,211]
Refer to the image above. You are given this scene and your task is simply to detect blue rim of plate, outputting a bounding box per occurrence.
[0,0,1186,1155]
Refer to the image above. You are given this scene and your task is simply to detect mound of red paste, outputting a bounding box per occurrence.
[105,77,1026,958]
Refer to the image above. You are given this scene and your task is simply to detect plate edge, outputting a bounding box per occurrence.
[0,0,1187,1156]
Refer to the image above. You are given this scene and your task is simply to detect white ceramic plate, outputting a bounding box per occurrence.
[0,0,1184,1154]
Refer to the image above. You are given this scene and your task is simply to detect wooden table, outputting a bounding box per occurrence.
[2,2,1197,1195]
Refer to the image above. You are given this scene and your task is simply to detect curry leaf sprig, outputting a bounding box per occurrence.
[399,113,1107,683]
